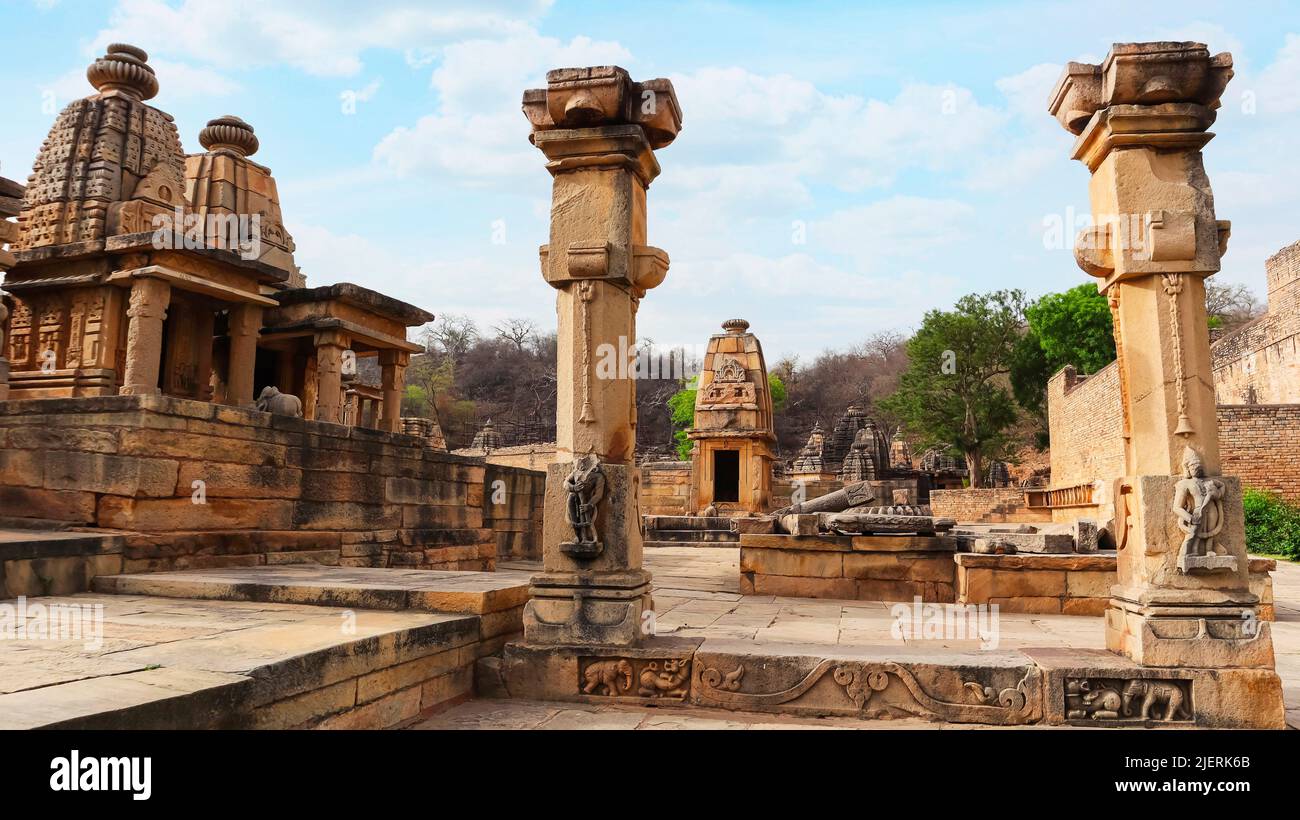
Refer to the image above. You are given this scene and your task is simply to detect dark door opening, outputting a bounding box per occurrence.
[712,449,740,503]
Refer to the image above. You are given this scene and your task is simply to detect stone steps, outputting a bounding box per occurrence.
[0,592,483,729]
[1,565,540,729]
[643,515,731,531]
[643,515,738,550]
[645,529,739,543]
[645,540,741,549]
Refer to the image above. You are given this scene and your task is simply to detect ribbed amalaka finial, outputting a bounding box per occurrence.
[87,43,159,100]
[199,115,259,157]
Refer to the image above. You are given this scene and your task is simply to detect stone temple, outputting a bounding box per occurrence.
[0,42,1293,732]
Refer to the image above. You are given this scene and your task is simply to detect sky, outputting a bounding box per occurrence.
[3,0,1300,363]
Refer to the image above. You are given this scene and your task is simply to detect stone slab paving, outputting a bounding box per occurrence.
[0,592,477,728]
[504,547,1300,728]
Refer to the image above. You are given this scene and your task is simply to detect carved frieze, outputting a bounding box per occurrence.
[1065,677,1192,723]
[580,656,692,700]
[694,659,1039,725]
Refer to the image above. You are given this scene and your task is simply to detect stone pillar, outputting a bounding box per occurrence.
[379,349,408,433]
[119,277,171,396]
[520,66,681,646]
[1048,43,1278,677]
[194,309,216,401]
[225,303,262,407]
[313,330,346,424]
[0,297,10,402]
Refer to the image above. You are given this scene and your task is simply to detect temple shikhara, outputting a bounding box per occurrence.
[1,45,427,426]
[0,39,1293,733]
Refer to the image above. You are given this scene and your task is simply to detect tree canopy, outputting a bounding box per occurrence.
[1010,283,1116,446]
[878,290,1025,487]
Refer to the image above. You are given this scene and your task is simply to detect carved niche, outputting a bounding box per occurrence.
[560,452,606,558]
[700,356,756,407]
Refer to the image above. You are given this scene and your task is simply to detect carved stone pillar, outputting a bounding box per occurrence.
[379,349,408,433]
[0,296,9,401]
[519,67,681,646]
[119,277,171,396]
[225,303,261,407]
[1048,43,1278,684]
[313,330,346,424]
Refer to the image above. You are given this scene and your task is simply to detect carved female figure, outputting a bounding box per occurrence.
[1171,446,1226,568]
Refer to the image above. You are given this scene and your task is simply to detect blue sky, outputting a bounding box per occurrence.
[3,0,1300,362]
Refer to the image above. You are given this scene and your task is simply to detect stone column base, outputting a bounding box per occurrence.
[1030,648,1285,729]
[522,569,652,646]
[1105,597,1276,668]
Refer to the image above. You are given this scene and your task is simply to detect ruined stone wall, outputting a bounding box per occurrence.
[1047,362,1127,487]
[929,488,1049,523]
[640,461,691,516]
[1217,404,1300,499]
[482,464,545,560]
[0,395,543,572]
[1046,359,1300,502]
[1213,241,1300,405]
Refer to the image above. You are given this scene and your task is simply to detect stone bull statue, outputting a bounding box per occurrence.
[256,386,303,417]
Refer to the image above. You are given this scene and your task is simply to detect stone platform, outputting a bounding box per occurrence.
[497,547,1299,728]
[739,532,958,602]
[1,565,534,729]
[0,594,480,729]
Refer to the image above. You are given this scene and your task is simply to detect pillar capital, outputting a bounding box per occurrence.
[312,329,348,349]
[1050,44,1235,293]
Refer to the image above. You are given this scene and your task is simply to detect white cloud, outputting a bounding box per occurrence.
[94,0,552,76]
[995,63,1062,123]
[374,32,629,180]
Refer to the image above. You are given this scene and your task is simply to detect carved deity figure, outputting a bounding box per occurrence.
[637,659,691,698]
[1171,446,1226,568]
[0,298,8,355]
[563,452,605,545]
[255,385,303,417]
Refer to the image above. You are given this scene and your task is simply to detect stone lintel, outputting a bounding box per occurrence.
[108,264,278,307]
[262,316,423,353]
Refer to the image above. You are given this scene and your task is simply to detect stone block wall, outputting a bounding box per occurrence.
[482,464,545,560]
[0,395,543,573]
[1047,363,1126,489]
[1217,404,1300,500]
[640,461,691,516]
[929,488,1049,523]
[1212,240,1300,405]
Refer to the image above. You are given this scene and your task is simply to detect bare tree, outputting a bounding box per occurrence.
[493,317,538,352]
[1206,282,1263,333]
[421,314,480,359]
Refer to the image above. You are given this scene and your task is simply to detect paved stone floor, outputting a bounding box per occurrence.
[502,547,1300,729]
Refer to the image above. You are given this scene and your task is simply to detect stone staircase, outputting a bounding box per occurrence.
[642,515,738,549]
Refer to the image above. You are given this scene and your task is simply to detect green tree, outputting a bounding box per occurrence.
[667,373,788,461]
[1010,283,1116,446]
[879,290,1026,487]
